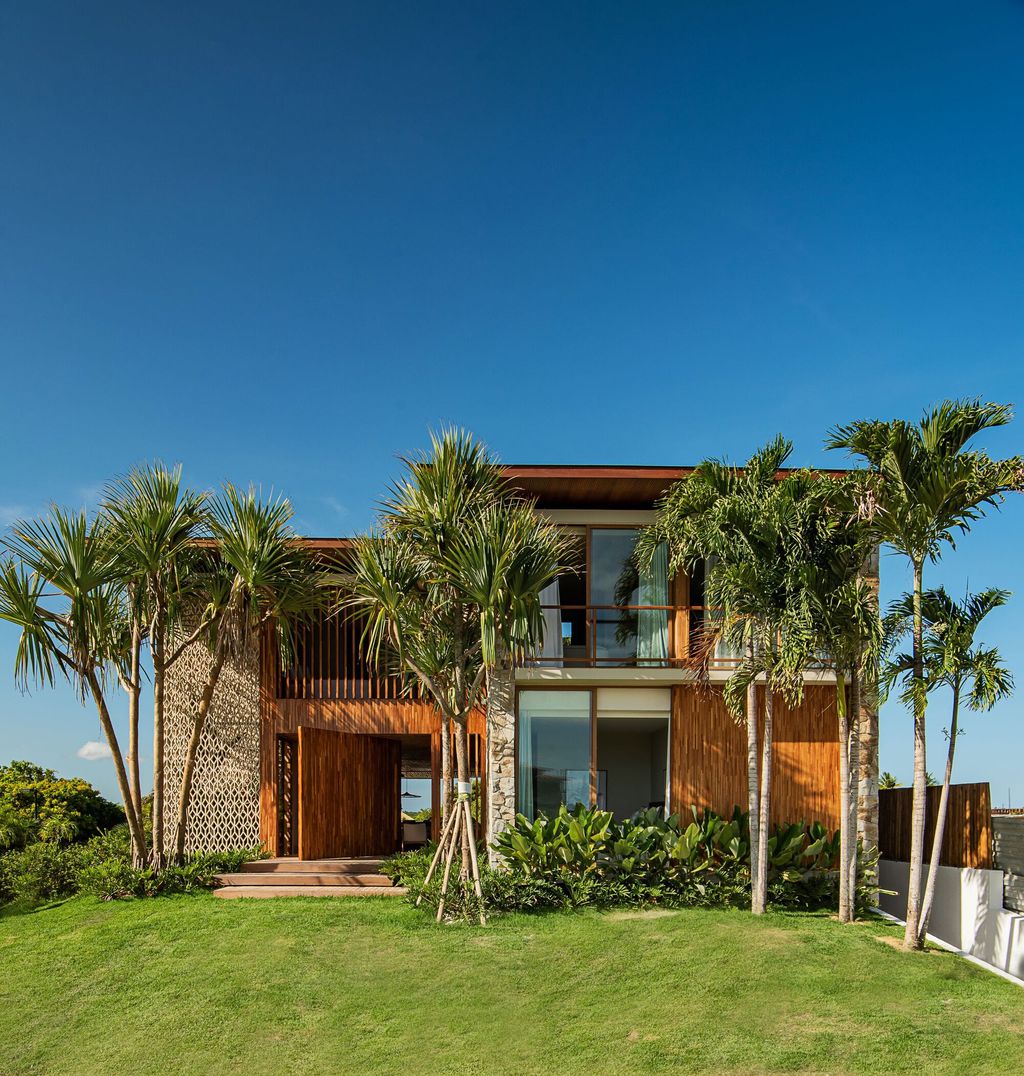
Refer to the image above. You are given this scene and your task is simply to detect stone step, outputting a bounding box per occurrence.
[241,858,385,874]
[215,872,392,888]
[213,884,406,899]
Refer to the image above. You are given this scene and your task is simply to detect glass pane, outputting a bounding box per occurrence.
[517,690,591,819]
[589,529,669,664]
[590,529,640,662]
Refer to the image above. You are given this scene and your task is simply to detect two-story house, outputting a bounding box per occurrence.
[165,464,877,878]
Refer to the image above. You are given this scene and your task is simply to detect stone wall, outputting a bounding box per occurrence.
[993,815,1024,912]
[485,663,516,863]
[163,635,261,855]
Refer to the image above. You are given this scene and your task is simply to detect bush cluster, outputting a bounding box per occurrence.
[0,760,124,850]
[383,804,878,921]
[0,824,259,910]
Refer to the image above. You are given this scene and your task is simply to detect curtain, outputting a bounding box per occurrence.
[517,706,534,819]
[537,579,563,668]
[637,542,669,664]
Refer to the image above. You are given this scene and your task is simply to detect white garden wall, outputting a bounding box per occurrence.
[879,859,1024,981]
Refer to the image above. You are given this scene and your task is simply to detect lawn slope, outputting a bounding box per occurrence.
[1,896,1021,1074]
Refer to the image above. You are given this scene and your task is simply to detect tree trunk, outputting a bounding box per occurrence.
[745,629,761,911]
[150,599,168,872]
[440,711,453,825]
[172,645,228,863]
[919,684,960,941]
[847,665,862,918]
[753,687,774,915]
[904,560,927,950]
[87,670,147,860]
[837,672,852,923]
[453,718,473,881]
[125,623,145,868]
[856,674,879,849]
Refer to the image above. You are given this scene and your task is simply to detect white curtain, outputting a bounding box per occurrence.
[537,579,563,667]
[517,707,534,819]
[637,542,669,664]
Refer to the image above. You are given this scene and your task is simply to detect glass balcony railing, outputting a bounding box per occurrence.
[522,604,747,669]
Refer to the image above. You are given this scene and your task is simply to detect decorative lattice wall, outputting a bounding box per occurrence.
[164,633,261,855]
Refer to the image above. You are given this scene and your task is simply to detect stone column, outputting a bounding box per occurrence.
[857,545,881,848]
[486,662,517,865]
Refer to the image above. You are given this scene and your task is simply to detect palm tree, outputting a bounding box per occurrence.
[883,586,1013,942]
[642,437,814,914]
[101,464,207,868]
[787,474,882,921]
[170,486,319,862]
[828,398,1022,948]
[879,772,900,789]
[0,509,148,861]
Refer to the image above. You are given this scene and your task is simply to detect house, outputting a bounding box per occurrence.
[164,465,879,863]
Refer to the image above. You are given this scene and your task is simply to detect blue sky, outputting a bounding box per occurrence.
[1,2,1022,805]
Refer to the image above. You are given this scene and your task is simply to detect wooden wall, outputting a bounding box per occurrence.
[297,726,401,859]
[671,683,841,830]
[878,783,993,870]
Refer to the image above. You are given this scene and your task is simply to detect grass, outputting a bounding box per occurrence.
[1,895,1021,1074]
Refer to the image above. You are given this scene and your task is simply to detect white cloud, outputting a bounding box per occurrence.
[77,740,112,761]
[0,505,27,528]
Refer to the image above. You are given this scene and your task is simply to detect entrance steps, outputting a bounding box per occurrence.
[213,857,406,899]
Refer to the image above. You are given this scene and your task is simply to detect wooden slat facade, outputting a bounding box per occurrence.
[296,726,401,859]
[671,683,841,830]
[878,782,993,869]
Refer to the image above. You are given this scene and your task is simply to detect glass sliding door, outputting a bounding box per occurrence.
[590,528,668,665]
[517,690,592,819]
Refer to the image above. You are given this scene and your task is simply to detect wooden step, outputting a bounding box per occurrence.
[215,872,392,888]
[213,884,406,899]
[241,858,385,874]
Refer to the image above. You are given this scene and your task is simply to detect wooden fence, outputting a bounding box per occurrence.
[878,782,993,869]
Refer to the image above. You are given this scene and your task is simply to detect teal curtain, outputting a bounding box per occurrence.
[637,542,669,664]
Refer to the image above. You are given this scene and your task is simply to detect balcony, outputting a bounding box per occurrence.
[522,603,744,669]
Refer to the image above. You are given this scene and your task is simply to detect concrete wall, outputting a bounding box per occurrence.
[879,859,1024,981]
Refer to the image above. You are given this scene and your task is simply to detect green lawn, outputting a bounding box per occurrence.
[1,895,1021,1075]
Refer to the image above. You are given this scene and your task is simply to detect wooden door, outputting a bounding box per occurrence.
[297,727,401,859]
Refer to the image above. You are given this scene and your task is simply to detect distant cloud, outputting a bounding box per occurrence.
[76,740,112,761]
[321,496,348,520]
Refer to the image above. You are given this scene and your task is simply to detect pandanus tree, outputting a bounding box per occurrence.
[100,464,207,868]
[0,509,148,863]
[883,586,1013,941]
[641,437,814,915]
[170,486,318,862]
[342,430,566,920]
[828,398,1022,948]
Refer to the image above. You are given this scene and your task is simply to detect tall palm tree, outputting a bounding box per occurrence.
[0,509,148,861]
[642,437,813,914]
[170,485,319,862]
[101,463,207,868]
[883,586,1013,941]
[795,481,881,922]
[828,398,1021,948]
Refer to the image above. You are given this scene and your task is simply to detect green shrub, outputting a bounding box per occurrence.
[389,804,875,921]
[0,760,124,850]
[0,824,261,910]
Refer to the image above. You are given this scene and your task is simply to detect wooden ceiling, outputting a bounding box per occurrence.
[501,465,692,508]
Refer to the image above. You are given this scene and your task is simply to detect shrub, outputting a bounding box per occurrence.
[0,824,261,910]
[0,760,124,850]
[389,804,875,921]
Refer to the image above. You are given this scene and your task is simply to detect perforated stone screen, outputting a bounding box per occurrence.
[163,633,261,855]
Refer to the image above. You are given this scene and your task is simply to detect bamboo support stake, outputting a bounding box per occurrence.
[416,802,458,906]
[435,805,464,923]
[463,797,486,926]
